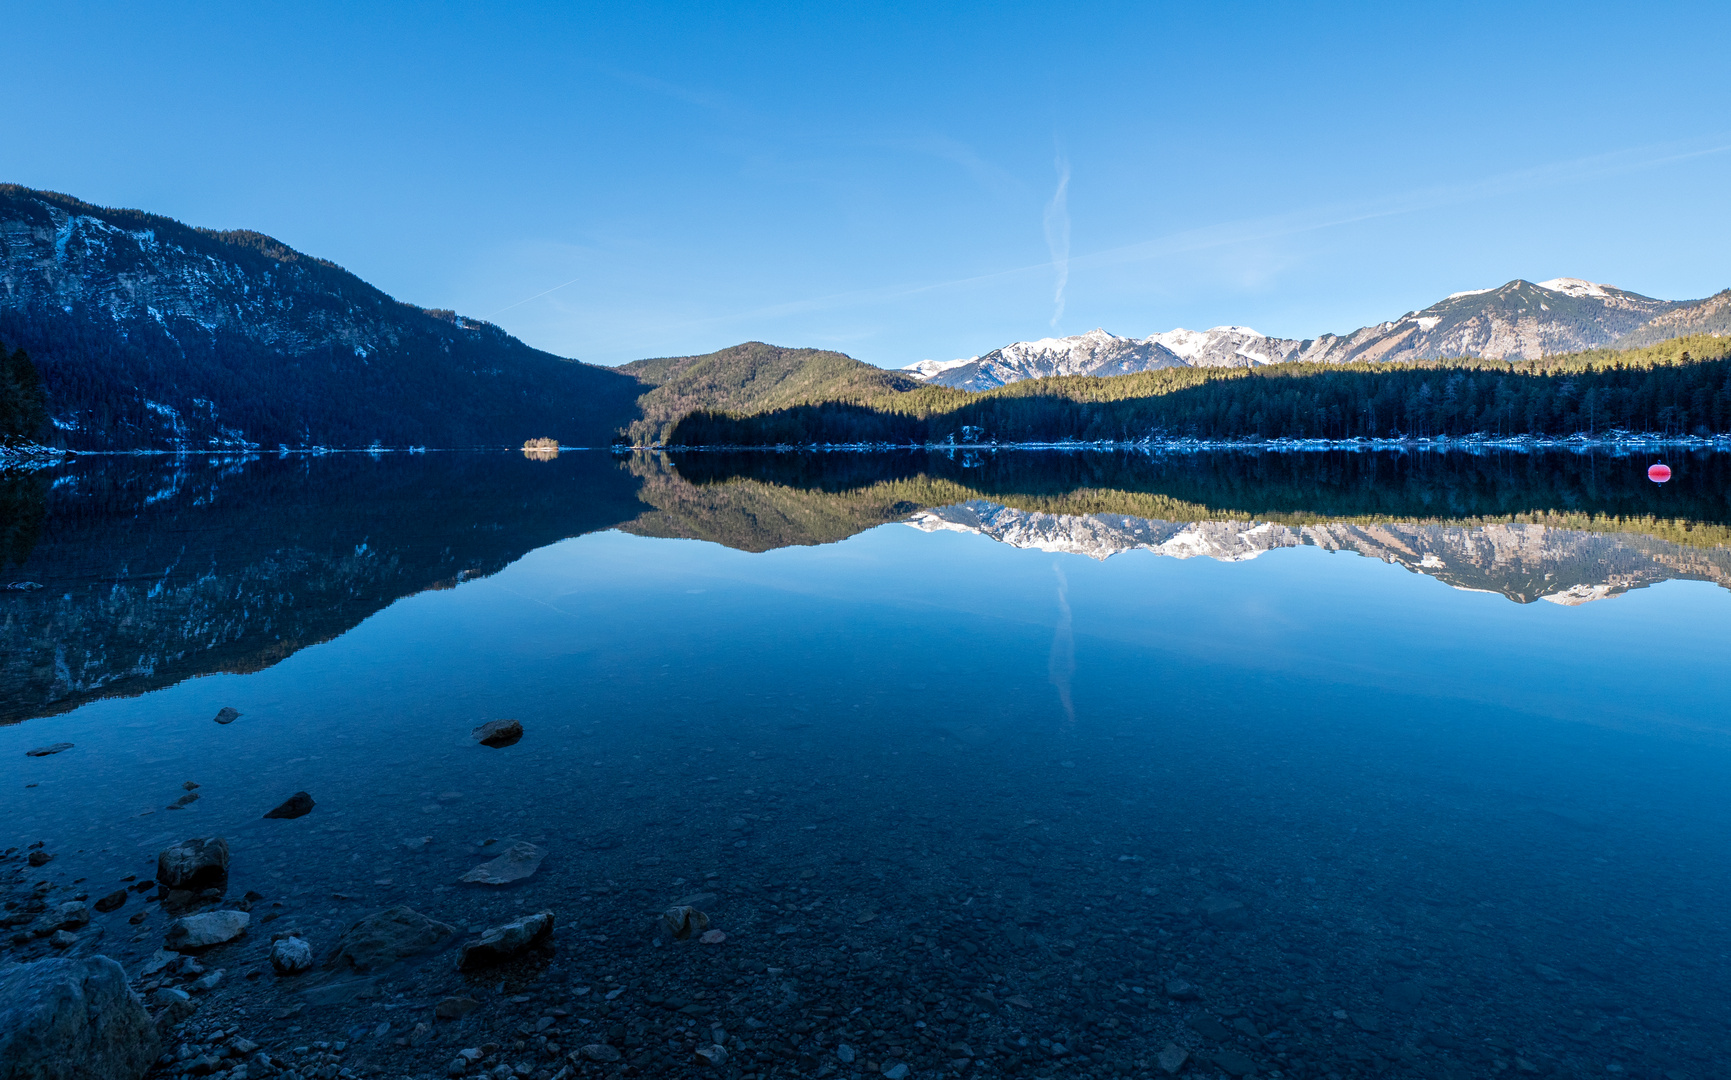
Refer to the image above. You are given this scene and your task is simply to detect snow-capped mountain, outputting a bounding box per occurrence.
[907,500,1731,605]
[905,278,1718,389]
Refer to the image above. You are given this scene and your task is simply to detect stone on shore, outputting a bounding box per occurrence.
[329,907,454,972]
[456,911,554,971]
[0,955,160,1080]
[155,838,229,892]
[262,792,315,820]
[661,906,710,940]
[165,911,250,951]
[268,936,314,975]
[470,719,523,748]
[459,842,544,885]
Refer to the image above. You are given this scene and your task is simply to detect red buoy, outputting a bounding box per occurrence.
[1648,463,1672,484]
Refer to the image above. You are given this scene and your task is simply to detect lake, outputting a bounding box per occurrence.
[3,448,1728,1080]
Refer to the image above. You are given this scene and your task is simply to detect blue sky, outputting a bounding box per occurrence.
[5,2,1730,367]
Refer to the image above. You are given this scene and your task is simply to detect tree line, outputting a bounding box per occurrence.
[667,335,1731,446]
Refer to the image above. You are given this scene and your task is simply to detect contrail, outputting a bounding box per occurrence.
[1049,563,1076,728]
[1043,155,1071,328]
[487,274,588,319]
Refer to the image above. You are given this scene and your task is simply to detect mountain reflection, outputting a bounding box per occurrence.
[3,447,1727,724]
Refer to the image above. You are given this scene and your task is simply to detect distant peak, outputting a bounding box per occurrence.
[1537,277,1614,298]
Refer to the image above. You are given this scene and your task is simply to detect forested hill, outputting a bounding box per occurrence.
[668,335,1731,446]
[619,341,923,445]
[0,185,641,450]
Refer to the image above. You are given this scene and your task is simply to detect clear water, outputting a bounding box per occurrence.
[3,450,1729,1080]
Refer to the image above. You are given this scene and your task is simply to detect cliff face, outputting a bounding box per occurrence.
[0,186,642,449]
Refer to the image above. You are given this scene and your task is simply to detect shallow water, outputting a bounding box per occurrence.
[3,450,1729,1080]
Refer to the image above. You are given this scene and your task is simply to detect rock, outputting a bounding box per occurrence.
[49,930,77,949]
[34,902,90,936]
[27,851,51,868]
[1201,897,1249,929]
[94,890,128,914]
[1157,1044,1189,1075]
[165,911,250,950]
[881,1063,910,1080]
[212,708,241,725]
[1165,979,1199,1001]
[156,838,229,892]
[266,936,314,975]
[329,907,454,972]
[1533,963,1564,983]
[1188,1015,1231,1042]
[694,1045,728,1068]
[25,743,73,757]
[0,955,161,1080]
[408,1022,432,1047]
[149,986,197,1027]
[1350,1012,1382,1032]
[576,1044,621,1063]
[456,911,554,971]
[165,793,199,810]
[471,719,523,748]
[1213,1048,1256,1077]
[188,970,224,993]
[699,929,726,944]
[436,996,481,1020]
[138,950,178,978]
[263,792,315,820]
[446,1058,468,1078]
[661,906,710,941]
[835,1044,856,1063]
[459,843,545,885]
[1384,980,1424,1012]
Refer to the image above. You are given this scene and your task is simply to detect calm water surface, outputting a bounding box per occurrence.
[2,450,1728,1080]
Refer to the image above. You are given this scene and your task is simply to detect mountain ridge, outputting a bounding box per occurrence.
[908,277,1721,390]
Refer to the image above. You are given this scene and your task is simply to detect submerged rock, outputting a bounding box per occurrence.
[0,955,160,1080]
[329,907,454,972]
[155,838,229,892]
[165,911,250,951]
[661,906,711,940]
[459,842,545,885]
[470,719,523,748]
[269,936,314,975]
[456,911,554,970]
[435,996,480,1020]
[263,792,315,819]
[212,707,241,725]
[24,743,73,758]
[93,890,128,914]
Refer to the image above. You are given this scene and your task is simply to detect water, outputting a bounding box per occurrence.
[3,449,1729,1080]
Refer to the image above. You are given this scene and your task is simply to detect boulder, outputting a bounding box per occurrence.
[0,955,160,1080]
[470,719,523,748]
[269,936,314,975]
[263,792,315,820]
[93,891,128,915]
[165,911,249,951]
[456,912,554,971]
[329,907,454,972]
[212,708,240,725]
[459,843,545,885]
[155,838,229,892]
[661,906,710,940]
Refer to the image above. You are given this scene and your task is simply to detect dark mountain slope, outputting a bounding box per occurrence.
[0,186,641,449]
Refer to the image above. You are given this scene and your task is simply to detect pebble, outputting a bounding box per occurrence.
[264,792,316,820]
[471,719,523,748]
[1157,1044,1189,1075]
[576,1044,621,1063]
[836,1044,856,1063]
[459,843,545,885]
[881,1063,910,1079]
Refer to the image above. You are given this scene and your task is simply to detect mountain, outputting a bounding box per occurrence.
[0,185,641,450]
[906,500,1731,605]
[619,341,922,445]
[907,278,1718,389]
